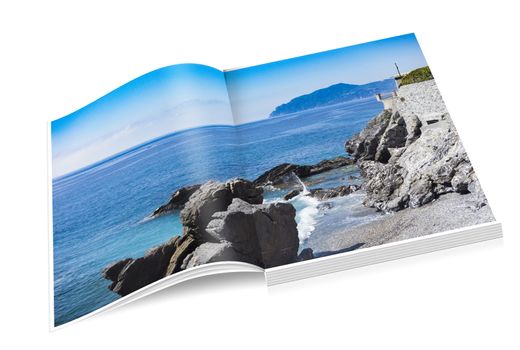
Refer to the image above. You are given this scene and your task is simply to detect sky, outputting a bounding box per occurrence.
[51,64,233,178]
[225,33,428,123]
[52,33,428,178]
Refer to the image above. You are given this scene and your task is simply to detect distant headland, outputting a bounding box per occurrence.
[269,78,396,117]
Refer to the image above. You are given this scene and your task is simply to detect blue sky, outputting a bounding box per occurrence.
[52,34,428,178]
[225,33,427,123]
[51,64,233,177]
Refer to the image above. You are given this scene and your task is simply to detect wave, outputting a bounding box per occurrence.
[294,194,320,242]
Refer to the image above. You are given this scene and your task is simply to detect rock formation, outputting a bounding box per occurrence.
[253,156,354,186]
[180,179,263,243]
[345,80,488,212]
[102,237,181,296]
[283,184,360,201]
[103,178,299,296]
[150,184,201,218]
[345,109,421,164]
[187,198,299,268]
[309,185,360,200]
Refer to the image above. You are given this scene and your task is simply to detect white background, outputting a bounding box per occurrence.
[1,1,518,348]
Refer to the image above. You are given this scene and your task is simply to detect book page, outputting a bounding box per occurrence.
[224,33,494,266]
[51,64,256,327]
[51,33,497,328]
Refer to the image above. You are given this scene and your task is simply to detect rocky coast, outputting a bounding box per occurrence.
[102,78,494,295]
[103,178,307,296]
[102,156,360,296]
[317,79,494,253]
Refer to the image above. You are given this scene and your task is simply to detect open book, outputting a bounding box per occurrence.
[50,33,501,328]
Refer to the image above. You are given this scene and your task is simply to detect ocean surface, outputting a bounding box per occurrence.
[52,98,384,326]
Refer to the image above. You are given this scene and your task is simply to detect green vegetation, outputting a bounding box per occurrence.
[398,66,434,86]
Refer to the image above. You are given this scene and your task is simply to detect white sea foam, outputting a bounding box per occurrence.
[295,195,320,242]
[263,184,281,192]
[284,172,321,242]
[139,215,154,224]
[293,173,309,194]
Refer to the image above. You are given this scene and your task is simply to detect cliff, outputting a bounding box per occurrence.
[345,79,490,212]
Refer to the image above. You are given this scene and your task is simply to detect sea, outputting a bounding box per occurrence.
[52,97,384,326]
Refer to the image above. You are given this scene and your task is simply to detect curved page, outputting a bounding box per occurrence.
[50,64,267,328]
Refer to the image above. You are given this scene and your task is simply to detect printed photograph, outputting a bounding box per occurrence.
[51,33,494,326]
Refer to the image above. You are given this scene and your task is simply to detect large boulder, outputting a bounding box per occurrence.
[102,179,300,296]
[103,236,180,296]
[227,178,264,204]
[180,179,263,242]
[152,178,263,221]
[202,198,299,268]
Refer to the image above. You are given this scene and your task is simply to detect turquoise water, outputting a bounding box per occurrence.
[52,98,383,326]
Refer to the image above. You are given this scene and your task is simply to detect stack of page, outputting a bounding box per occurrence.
[49,33,501,328]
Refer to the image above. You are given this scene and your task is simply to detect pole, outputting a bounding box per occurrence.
[395,63,402,77]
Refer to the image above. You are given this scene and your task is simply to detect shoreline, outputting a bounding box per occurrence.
[99,78,495,312]
[312,192,495,256]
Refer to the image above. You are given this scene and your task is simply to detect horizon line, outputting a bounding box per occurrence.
[51,73,408,180]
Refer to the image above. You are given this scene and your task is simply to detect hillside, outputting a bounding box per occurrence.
[269,78,396,117]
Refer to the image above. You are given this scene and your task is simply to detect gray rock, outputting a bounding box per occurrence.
[348,80,489,212]
[451,161,473,194]
[284,189,301,200]
[151,176,264,220]
[106,236,180,296]
[297,248,314,261]
[308,156,355,176]
[180,179,263,242]
[374,111,408,163]
[345,109,392,161]
[346,109,421,164]
[254,201,300,268]
[205,198,299,268]
[468,177,488,209]
[405,114,422,146]
[227,178,263,204]
[253,163,311,186]
[253,156,354,186]
[150,184,201,218]
[181,242,245,269]
[358,161,405,211]
[102,178,300,296]
[317,202,334,211]
[102,258,133,282]
[309,184,360,200]
[165,234,198,275]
